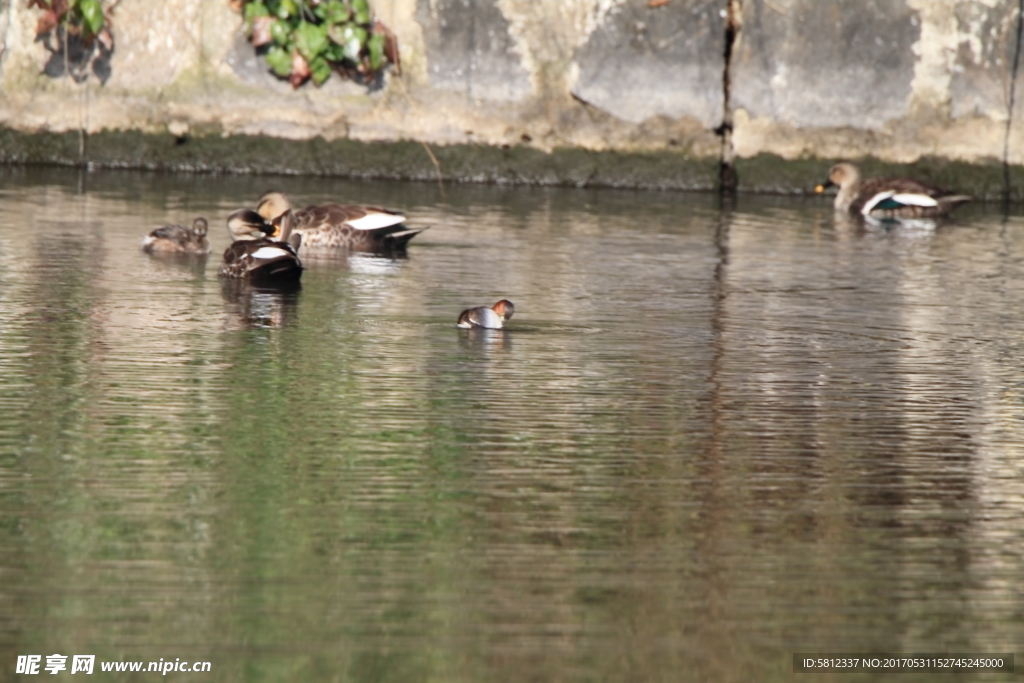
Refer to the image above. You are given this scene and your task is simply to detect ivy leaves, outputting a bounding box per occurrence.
[78,0,104,36]
[30,0,111,46]
[29,0,115,83]
[240,0,398,89]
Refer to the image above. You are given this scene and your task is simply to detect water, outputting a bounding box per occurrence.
[1,167,1022,681]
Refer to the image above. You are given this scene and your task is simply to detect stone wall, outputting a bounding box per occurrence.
[0,0,1021,196]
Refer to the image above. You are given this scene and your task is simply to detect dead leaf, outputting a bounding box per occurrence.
[251,16,274,47]
[35,9,59,36]
[289,50,310,88]
[96,26,114,51]
[648,0,671,7]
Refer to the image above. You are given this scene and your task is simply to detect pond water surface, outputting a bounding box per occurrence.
[1,167,1022,682]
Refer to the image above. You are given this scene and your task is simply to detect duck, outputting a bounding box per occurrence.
[256,190,427,253]
[141,217,211,255]
[815,162,971,218]
[457,300,515,329]
[219,209,303,284]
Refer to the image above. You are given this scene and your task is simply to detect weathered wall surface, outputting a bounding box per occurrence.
[731,0,1024,166]
[0,0,1021,195]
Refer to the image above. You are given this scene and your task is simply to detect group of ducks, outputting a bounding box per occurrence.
[141,190,516,329]
[141,162,969,329]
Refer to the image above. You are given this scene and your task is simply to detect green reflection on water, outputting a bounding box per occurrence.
[1,168,1023,682]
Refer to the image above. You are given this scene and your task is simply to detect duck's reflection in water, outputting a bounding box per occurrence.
[348,252,408,275]
[297,250,408,274]
[221,279,301,330]
[831,210,942,240]
[143,252,210,278]
[457,327,513,354]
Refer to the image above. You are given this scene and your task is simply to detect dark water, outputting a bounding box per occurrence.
[1,167,1022,681]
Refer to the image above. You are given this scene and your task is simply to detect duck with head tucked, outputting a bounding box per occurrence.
[141,217,211,255]
[816,162,971,219]
[256,191,427,253]
[457,300,515,330]
[219,209,303,284]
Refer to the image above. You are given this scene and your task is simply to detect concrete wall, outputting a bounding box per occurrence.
[0,0,1021,194]
[731,0,1023,165]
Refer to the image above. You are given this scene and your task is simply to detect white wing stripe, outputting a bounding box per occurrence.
[251,246,290,259]
[860,190,894,215]
[891,193,938,207]
[346,213,406,231]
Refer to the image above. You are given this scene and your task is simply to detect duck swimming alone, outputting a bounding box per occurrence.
[256,191,427,253]
[457,300,515,329]
[141,217,211,255]
[815,162,971,218]
[219,209,303,284]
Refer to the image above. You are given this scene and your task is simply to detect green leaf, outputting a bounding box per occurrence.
[309,56,332,85]
[351,0,371,25]
[265,45,293,77]
[339,24,366,61]
[293,22,328,62]
[270,19,290,46]
[323,41,347,62]
[244,0,271,21]
[321,0,350,24]
[275,0,299,20]
[327,22,345,45]
[78,0,104,37]
[367,33,384,71]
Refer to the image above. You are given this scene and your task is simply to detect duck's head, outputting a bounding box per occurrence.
[257,191,292,222]
[815,162,859,193]
[227,209,275,241]
[191,217,209,238]
[271,210,302,250]
[492,299,515,322]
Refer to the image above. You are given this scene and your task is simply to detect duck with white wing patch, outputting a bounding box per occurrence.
[816,162,971,219]
[220,209,303,284]
[457,300,515,330]
[256,191,427,253]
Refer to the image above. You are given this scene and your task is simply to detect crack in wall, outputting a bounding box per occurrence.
[718,0,741,193]
[1004,0,1023,203]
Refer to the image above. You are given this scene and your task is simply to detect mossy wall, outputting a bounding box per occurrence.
[0,0,1022,197]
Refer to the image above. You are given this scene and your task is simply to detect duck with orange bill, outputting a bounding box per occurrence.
[815,162,970,219]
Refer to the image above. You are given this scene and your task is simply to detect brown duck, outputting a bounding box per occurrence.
[256,191,426,252]
[141,217,211,255]
[816,162,971,218]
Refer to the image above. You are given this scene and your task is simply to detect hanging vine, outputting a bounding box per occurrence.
[233,0,400,89]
